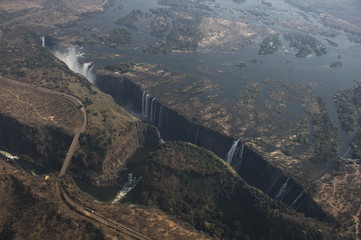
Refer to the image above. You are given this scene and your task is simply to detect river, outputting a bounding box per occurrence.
[56,0,361,159]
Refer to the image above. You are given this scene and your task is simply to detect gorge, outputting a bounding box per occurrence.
[95,72,330,221]
[2,0,361,238]
[46,41,331,221]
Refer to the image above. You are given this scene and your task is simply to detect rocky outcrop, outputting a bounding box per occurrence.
[96,73,332,221]
[0,113,72,170]
[0,112,160,185]
[91,121,160,185]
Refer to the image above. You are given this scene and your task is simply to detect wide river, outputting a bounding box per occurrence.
[62,0,361,157]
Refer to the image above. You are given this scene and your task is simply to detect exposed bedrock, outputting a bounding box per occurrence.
[90,121,161,185]
[0,113,71,170]
[96,74,332,221]
[0,112,160,185]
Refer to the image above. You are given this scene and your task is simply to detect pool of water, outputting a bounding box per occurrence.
[74,146,154,202]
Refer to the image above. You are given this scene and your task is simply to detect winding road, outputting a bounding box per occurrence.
[58,94,87,177]
[0,76,87,177]
[58,183,152,240]
[1,76,152,239]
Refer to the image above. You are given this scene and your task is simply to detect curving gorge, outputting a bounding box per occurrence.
[95,73,331,221]
[0,113,72,170]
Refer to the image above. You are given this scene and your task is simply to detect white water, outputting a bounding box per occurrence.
[225,138,244,171]
[233,143,244,171]
[150,98,156,122]
[149,98,154,121]
[142,93,151,118]
[53,47,95,83]
[225,139,239,164]
[142,92,158,123]
[0,150,19,160]
[145,93,150,118]
[194,125,200,144]
[141,92,146,116]
[292,190,305,205]
[112,173,142,204]
[275,177,290,200]
[40,36,45,48]
[158,105,164,127]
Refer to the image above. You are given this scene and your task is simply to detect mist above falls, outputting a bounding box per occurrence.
[52,47,95,84]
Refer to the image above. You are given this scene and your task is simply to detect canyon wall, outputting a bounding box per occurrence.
[88,121,160,185]
[0,113,72,170]
[96,73,331,221]
[0,112,160,185]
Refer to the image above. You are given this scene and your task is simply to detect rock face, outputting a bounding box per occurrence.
[128,142,339,240]
[96,73,331,221]
[0,161,111,239]
[0,112,160,185]
[91,121,161,185]
[0,113,72,170]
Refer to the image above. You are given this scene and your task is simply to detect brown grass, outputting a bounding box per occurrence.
[0,76,82,133]
[63,177,212,240]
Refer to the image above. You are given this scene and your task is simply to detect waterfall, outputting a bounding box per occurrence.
[112,173,142,204]
[292,190,305,205]
[83,62,94,82]
[158,105,164,127]
[152,99,157,123]
[41,36,45,47]
[233,143,244,171]
[142,92,146,116]
[52,46,95,83]
[149,98,154,121]
[150,98,156,123]
[0,150,19,160]
[141,92,156,122]
[225,139,239,163]
[275,177,290,200]
[225,138,244,171]
[194,125,200,144]
[265,172,282,194]
[144,93,151,119]
[164,107,169,130]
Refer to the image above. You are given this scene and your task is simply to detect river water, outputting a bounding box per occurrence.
[0,149,47,175]
[74,147,153,202]
[60,0,361,158]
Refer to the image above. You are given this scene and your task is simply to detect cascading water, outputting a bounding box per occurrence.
[145,94,150,119]
[194,125,200,145]
[233,143,244,171]
[52,46,95,83]
[112,173,142,204]
[95,78,327,219]
[265,172,283,195]
[142,93,151,120]
[141,92,159,124]
[225,138,244,171]
[225,139,240,163]
[275,177,290,200]
[292,190,305,206]
[83,62,94,82]
[149,98,154,121]
[158,105,164,127]
[94,78,330,219]
[142,92,146,117]
[41,36,45,48]
[150,98,157,123]
[0,150,19,160]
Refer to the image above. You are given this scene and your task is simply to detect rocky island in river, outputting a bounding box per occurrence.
[1,0,361,239]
